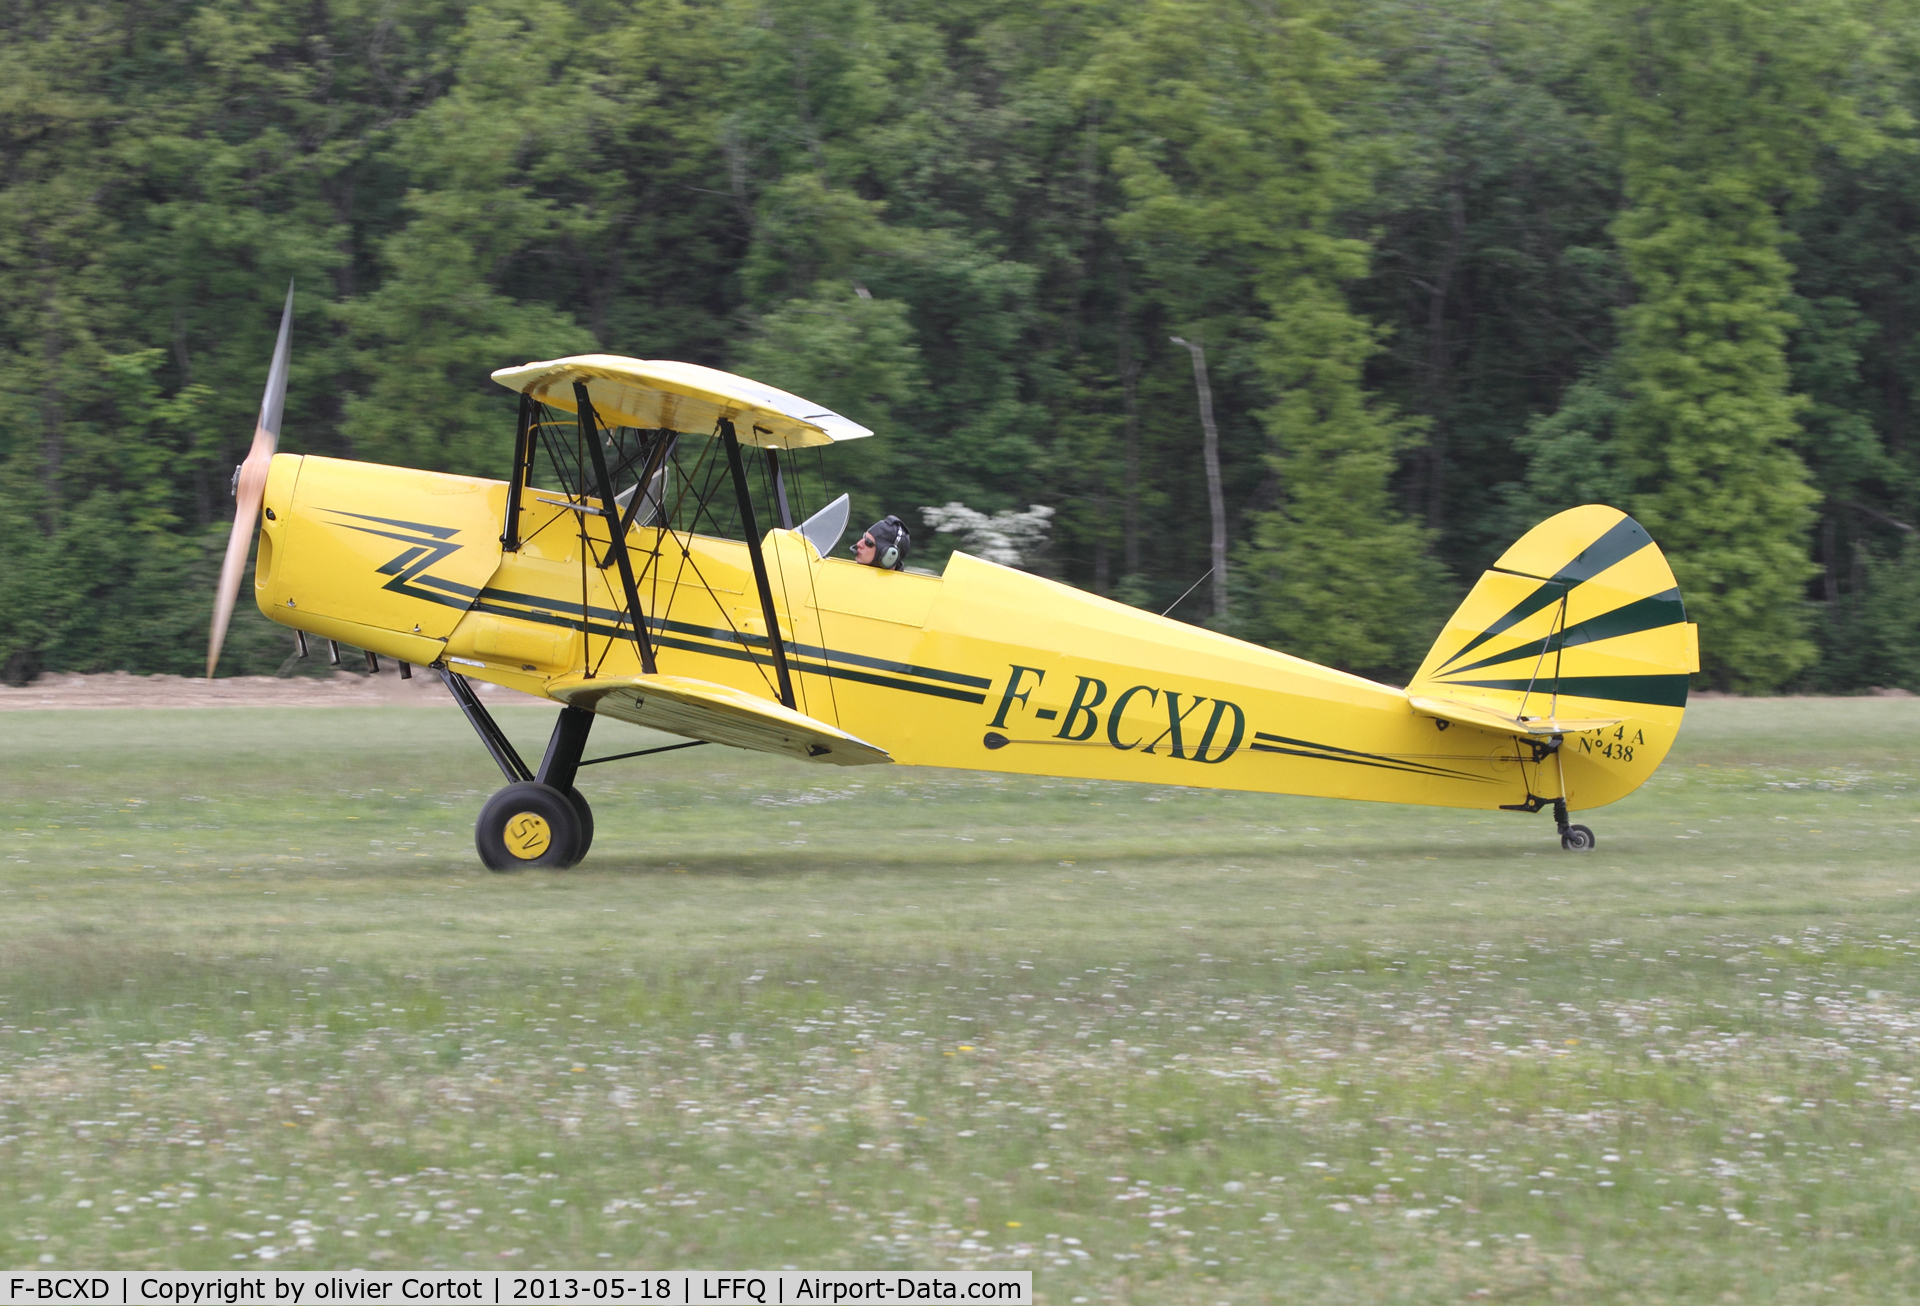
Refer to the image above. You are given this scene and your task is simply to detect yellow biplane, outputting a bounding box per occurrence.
[209,289,1699,869]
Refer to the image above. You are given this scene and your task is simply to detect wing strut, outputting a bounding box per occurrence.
[767,448,794,528]
[720,417,796,709]
[575,382,658,676]
[501,391,534,551]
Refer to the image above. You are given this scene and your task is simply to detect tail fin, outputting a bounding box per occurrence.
[1409,505,1698,731]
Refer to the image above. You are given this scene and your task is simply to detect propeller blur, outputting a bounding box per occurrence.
[206,280,294,679]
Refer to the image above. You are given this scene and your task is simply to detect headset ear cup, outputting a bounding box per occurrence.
[880,545,898,569]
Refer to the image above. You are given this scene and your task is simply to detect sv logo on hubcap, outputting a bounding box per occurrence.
[504,813,551,859]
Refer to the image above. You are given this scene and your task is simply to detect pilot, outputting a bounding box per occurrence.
[851,515,911,571]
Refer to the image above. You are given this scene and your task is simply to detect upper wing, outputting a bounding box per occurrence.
[491,355,873,449]
[546,672,890,767]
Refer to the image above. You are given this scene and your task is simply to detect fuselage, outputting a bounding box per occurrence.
[255,453,1678,812]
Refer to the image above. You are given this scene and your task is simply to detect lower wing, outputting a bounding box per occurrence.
[546,672,891,767]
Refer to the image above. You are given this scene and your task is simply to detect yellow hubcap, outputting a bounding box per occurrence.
[503,812,552,860]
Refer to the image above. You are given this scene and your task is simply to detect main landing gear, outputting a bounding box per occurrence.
[442,670,596,871]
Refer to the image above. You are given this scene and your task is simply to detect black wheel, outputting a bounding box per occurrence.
[561,786,594,866]
[1560,823,1596,852]
[476,782,582,872]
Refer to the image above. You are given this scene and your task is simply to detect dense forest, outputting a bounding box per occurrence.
[4,0,1919,691]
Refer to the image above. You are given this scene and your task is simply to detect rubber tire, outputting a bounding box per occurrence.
[476,782,582,872]
[561,787,594,866]
[1560,823,1596,852]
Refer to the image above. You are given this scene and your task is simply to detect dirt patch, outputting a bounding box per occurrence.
[0,669,540,710]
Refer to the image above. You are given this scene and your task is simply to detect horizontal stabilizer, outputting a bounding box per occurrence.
[547,673,890,767]
[1408,694,1624,738]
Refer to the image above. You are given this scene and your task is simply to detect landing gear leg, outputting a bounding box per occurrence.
[534,705,596,866]
[441,670,597,871]
[1554,798,1596,852]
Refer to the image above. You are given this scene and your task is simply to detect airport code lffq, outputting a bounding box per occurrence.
[0,1274,1031,1306]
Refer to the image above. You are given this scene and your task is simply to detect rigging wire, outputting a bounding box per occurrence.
[758,450,813,719]
[654,428,781,702]
[586,424,668,680]
[803,444,844,725]
[517,407,842,710]
[1160,568,1213,618]
[573,406,600,679]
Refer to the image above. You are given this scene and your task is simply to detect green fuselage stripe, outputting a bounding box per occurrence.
[469,592,988,704]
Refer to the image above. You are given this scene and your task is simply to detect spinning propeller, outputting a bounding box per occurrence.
[206,281,294,679]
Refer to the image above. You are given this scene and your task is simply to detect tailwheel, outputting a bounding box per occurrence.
[476,782,583,871]
[1560,823,1596,852]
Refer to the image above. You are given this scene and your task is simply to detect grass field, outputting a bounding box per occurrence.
[2,694,1918,1301]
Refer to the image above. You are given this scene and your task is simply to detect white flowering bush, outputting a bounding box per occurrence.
[920,502,1054,568]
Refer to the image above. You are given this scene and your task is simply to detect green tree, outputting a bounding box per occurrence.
[721,0,1051,553]
[337,0,620,473]
[1847,541,1920,690]
[1594,0,1885,690]
[11,0,1920,695]
[1351,0,1629,571]
[735,279,926,534]
[342,0,737,474]
[1088,0,1449,676]
[1779,98,1920,689]
[0,351,297,679]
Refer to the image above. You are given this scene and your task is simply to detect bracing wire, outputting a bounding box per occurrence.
[652,428,781,702]
[757,450,812,719]
[519,410,838,708]
[794,445,843,726]
[1160,569,1213,618]
[1516,588,1568,722]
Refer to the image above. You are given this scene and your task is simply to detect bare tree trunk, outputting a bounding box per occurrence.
[1171,336,1227,622]
[1119,278,1141,577]
[38,238,64,537]
[1416,181,1467,530]
[1093,509,1109,593]
[1121,352,1141,576]
[1066,105,1100,354]
[1822,510,1839,605]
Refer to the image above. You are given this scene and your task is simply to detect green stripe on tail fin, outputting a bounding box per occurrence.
[1411,505,1696,721]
